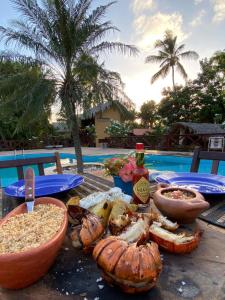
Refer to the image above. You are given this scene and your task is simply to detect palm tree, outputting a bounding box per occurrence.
[145,30,199,90]
[0,0,138,173]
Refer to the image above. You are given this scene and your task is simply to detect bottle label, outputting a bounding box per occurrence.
[133,177,150,203]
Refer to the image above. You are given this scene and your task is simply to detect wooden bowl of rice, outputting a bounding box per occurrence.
[0,197,68,289]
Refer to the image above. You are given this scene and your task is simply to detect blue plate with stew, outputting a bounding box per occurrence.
[153,172,225,195]
[4,174,84,198]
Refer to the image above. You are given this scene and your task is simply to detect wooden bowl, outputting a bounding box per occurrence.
[153,186,209,224]
[0,197,68,289]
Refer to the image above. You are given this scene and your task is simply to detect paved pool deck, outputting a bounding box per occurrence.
[0,147,193,157]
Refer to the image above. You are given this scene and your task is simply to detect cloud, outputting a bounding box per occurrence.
[133,12,189,50]
[190,9,206,27]
[212,0,225,22]
[131,0,155,14]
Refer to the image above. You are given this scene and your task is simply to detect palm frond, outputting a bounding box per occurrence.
[179,51,199,60]
[176,62,188,79]
[81,23,119,49]
[0,26,53,59]
[90,42,139,56]
[151,64,170,84]
[154,39,167,50]
[70,0,92,27]
[12,0,49,37]
[175,44,185,55]
[158,50,170,57]
[160,58,170,68]
[86,1,116,24]
[145,55,165,64]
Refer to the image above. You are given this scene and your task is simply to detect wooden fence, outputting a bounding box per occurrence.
[100,133,225,151]
[0,134,95,151]
[1,133,225,151]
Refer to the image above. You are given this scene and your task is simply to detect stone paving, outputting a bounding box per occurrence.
[0,146,193,157]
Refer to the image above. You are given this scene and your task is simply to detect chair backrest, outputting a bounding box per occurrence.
[191,146,225,174]
[208,136,224,151]
[0,152,63,180]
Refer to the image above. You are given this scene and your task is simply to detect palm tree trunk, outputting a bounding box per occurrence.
[71,115,84,174]
[172,65,175,91]
[62,79,84,173]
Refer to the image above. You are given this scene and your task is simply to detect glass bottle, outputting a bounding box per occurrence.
[132,143,150,207]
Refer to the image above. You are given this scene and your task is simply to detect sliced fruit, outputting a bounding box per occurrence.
[89,200,112,227]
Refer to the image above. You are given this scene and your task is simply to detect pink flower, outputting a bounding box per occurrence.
[119,162,135,182]
[104,155,137,178]
[127,157,136,169]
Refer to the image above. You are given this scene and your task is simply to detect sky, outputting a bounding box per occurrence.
[0,0,225,110]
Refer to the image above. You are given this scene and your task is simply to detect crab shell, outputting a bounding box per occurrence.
[93,236,162,294]
[70,212,105,253]
[149,227,201,254]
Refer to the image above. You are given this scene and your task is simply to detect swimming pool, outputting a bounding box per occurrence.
[0,152,224,187]
[0,153,115,187]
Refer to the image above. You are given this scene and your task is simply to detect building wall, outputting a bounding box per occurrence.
[95,107,122,147]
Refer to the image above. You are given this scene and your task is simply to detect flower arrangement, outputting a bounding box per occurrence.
[104,155,136,182]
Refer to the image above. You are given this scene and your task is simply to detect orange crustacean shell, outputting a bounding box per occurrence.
[80,213,105,250]
[93,236,162,294]
[70,212,105,253]
[149,225,201,254]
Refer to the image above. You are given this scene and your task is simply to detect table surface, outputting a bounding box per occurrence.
[0,174,225,300]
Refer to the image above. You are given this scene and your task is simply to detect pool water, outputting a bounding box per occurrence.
[0,152,225,187]
[0,153,114,187]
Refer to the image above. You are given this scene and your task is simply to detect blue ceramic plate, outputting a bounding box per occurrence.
[4,174,84,198]
[153,172,225,195]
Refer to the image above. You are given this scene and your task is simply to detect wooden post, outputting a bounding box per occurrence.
[54,152,63,174]
[190,146,201,172]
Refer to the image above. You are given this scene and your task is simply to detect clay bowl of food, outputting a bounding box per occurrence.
[153,185,209,224]
[0,197,68,289]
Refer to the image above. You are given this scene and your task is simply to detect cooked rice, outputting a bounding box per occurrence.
[0,204,64,254]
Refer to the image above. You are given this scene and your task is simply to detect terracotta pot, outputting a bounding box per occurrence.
[153,186,209,224]
[0,197,68,289]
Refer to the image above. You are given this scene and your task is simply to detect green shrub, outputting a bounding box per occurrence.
[105,120,132,137]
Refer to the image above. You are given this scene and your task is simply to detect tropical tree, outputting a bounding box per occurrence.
[0,56,55,139]
[0,0,138,172]
[157,51,225,125]
[157,85,199,125]
[145,30,199,90]
[191,57,225,123]
[139,100,158,128]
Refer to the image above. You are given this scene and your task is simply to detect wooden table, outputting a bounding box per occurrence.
[0,174,225,300]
